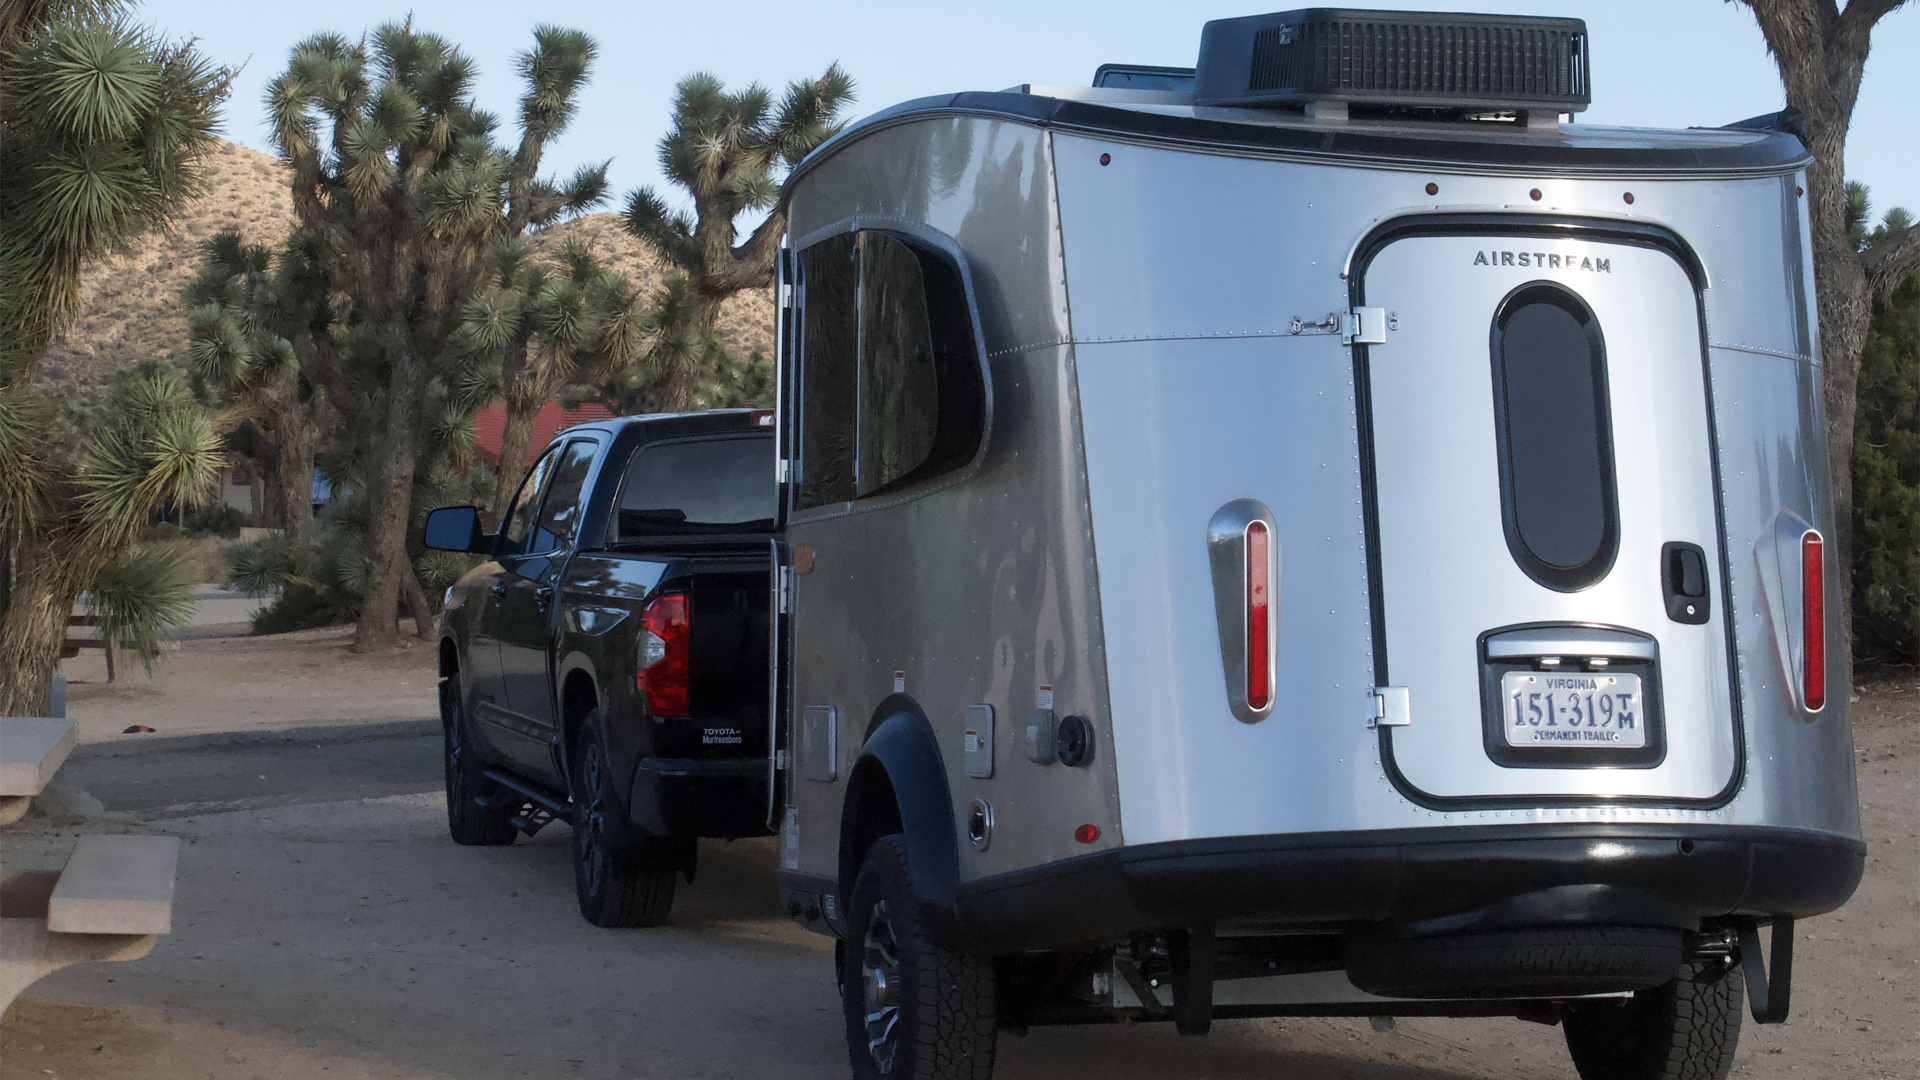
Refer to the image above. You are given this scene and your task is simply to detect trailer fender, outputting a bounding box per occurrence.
[840,706,963,946]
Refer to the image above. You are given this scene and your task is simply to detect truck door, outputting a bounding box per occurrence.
[1358,225,1737,803]
[497,437,600,781]
[469,442,563,765]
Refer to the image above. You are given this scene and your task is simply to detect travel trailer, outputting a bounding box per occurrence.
[766,10,1862,1079]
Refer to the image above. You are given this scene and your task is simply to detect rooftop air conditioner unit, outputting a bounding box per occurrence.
[1194,8,1590,116]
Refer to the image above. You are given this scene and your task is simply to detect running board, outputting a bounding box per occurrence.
[479,768,574,833]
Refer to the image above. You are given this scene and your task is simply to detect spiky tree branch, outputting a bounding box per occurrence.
[619,64,853,408]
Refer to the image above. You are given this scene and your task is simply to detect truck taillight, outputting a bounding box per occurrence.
[637,593,690,718]
[1802,531,1824,712]
[1246,521,1272,712]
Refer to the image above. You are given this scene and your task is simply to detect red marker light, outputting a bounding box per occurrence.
[1246,521,1272,712]
[1802,531,1825,712]
[750,409,775,428]
[1074,824,1100,844]
[637,593,690,717]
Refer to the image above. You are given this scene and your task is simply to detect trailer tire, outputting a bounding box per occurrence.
[1346,926,1682,998]
[844,834,995,1080]
[570,718,676,927]
[1563,962,1744,1080]
[442,677,517,847]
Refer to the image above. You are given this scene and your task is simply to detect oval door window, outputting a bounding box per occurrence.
[1489,283,1619,591]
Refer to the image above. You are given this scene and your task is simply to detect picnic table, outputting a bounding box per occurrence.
[0,716,180,1013]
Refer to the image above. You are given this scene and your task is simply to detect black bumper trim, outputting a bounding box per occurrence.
[626,756,770,839]
[955,824,1863,954]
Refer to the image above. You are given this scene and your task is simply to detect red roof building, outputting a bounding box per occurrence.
[472,401,618,470]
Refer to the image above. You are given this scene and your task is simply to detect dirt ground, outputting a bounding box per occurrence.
[2,629,1914,1080]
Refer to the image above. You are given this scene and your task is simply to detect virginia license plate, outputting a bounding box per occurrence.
[1499,672,1646,749]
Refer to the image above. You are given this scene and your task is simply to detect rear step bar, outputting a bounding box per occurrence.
[478,768,573,835]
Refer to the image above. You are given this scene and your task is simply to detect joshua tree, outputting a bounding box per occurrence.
[184,232,333,544]
[0,0,228,376]
[457,236,645,525]
[0,0,228,715]
[1729,0,1920,627]
[0,366,221,714]
[264,21,605,650]
[620,66,854,408]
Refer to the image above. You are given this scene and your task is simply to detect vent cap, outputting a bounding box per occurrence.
[1195,8,1590,114]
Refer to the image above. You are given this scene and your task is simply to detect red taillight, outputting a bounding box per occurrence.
[637,593,690,718]
[1246,521,1272,712]
[1802,531,1825,712]
[750,409,775,428]
[1074,824,1100,844]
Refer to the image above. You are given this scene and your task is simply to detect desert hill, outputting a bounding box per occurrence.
[35,139,775,397]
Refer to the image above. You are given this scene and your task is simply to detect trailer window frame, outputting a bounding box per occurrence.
[790,219,993,518]
[1488,280,1621,593]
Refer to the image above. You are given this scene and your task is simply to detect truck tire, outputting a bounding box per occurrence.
[843,834,996,1080]
[1563,962,1744,1080]
[570,717,676,927]
[442,677,517,846]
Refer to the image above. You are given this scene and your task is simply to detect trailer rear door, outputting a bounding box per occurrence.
[1358,227,1737,803]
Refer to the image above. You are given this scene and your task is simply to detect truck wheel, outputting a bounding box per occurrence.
[1563,962,1744,1080]
[442,677,517,846]
[570,717,676,927]
[843,834,996,1080]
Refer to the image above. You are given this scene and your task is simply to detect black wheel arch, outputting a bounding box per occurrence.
[839,699,962,947]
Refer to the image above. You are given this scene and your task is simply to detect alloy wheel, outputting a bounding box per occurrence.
[577,743,607,898]
[863,900,903,1073]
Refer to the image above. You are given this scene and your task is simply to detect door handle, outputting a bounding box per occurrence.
[490,583,508,597]
[532,584,555,603]
[1661,542,1711,624]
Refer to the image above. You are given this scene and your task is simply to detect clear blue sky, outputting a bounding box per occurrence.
[138,1,1918,222]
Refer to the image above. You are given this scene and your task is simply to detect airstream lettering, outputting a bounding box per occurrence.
[768,9,1863,1080]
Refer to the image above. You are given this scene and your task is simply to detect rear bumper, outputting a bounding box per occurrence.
[626,756,770,839]
[954,823,1864,954]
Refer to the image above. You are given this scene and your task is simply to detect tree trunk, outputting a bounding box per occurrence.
[266,406,318,545]
[352,353,422,653]
[0,536,98,716]
[488,375,544,531]
[404,559,435,640]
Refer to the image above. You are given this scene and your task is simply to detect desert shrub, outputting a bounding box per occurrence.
[86,545,198,673]
[137,522,184,543]
[185,502,248,538]
[1851,225,1918,668]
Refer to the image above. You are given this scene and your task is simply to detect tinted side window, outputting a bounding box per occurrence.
[795,229,986,510]
[527,440,597,554]
[800,234,858,508]
[500,445,562,548]
[610,436,776,540]
[1491,284,1618,591]
[858,235,938,495]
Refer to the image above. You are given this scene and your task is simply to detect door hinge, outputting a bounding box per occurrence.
[1368,686,1410,728]
[776,565,792,614]
[775,457,790,483]
[1342,307,1389,345]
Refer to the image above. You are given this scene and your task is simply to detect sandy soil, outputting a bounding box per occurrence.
[57,623,438,749]
[3,626,1914,1080]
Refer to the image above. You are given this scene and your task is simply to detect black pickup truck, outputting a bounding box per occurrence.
[424,409,775,927]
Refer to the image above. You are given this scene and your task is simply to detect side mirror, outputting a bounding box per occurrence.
[423,506,488,554]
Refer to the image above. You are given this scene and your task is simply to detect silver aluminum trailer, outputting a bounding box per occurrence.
[766,10,1862,1079]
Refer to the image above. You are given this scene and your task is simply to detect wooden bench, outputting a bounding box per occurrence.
[0,835,181,1014]
[0,717,79,826]
[60,613,123,681]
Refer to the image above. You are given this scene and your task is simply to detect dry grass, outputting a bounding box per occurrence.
[34,140,775,398]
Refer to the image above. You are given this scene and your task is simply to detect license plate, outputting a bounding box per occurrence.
[1499,672,1646,749]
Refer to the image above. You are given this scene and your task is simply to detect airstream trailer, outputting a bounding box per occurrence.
[767,10,1863,1079]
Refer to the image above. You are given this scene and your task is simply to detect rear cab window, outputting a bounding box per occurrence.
[607,435,776,544]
